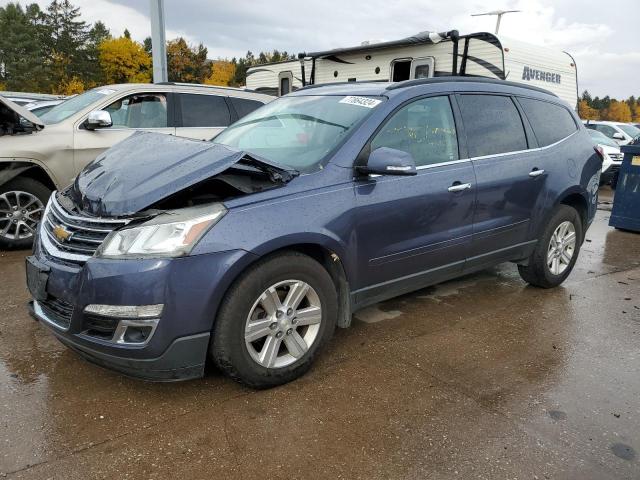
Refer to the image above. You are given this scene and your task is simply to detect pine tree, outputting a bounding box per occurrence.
[46,0,91,91]
[0,2,49,91]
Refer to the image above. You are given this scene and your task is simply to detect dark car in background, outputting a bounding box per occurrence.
[26,77,600,388]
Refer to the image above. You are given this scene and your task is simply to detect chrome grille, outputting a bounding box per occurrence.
[609,153,623,162]
[40,193,129,263]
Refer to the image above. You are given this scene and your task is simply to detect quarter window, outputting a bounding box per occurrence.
[229,97,264,119]
[104,93,168,128]
[179,94,231,127]
[594,124,617,139]
[458,94,527,157]
[370,96,459,167]
[519,97,577,146]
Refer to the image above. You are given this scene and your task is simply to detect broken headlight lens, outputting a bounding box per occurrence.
[96,204,227,258]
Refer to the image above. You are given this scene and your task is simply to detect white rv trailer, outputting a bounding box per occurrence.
[246,30,578,108]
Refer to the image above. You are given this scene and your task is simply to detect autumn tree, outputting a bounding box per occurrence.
[167,37,209,83]
[604,100,632,122]
[205,60,235,86]
[99,35,151,84]
[578,100,599,120]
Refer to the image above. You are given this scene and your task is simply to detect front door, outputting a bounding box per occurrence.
[353,95,476,306]
[73,92,175,172]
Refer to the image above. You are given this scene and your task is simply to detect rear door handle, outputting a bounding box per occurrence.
[529,168,545,177]
[448,182,472,192]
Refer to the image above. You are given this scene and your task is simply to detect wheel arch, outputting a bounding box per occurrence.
[0,161,57,191]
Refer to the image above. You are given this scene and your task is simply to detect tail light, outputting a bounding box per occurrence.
[594,145,605,162]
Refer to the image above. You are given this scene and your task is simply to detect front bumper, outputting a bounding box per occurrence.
[27,235,257,381]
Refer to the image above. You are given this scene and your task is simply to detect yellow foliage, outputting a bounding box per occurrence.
[603,100,632,122]
[578,100,599,120]
[0,83,5,91]
[99,36,151,84]
[54,76,85,95]
[205,60,236,86]
[633,104,640,123]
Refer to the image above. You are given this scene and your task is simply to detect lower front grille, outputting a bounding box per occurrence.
[82,314,119,340]
[38,297,74,330]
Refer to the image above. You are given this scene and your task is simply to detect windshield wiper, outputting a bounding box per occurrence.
[227,113,349,131]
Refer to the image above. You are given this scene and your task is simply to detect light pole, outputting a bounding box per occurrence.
[471,10,521,35]
[149,0,168,83]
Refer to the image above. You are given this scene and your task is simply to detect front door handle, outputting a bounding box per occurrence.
[448,182,472,192]
[529,168,545,177]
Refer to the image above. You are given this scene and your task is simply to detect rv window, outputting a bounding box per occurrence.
[392,61,411,82]
[518,98,577,146]
[370,96,458,166]
[280,77,291,95]
[458,94,527,157]
[414,65,430,79]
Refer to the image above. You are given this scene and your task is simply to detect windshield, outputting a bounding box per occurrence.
[587,129,619,148]
[213,95,384,172]
[40,88,116,124]
[617,123,640,138]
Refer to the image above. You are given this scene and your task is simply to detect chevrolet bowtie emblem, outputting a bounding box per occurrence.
[52,225,73,242]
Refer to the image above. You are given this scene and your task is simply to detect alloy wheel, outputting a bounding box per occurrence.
[547,220,576,275]
[244,279,322,368]
[0,191,44,241]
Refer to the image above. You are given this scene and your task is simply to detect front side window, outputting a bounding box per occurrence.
[370,96,458,166]
[458,94,527,157]
[180,93,230,127]
[104,93,167,128]
[230,97,264,118]
[519,97,577,146]
[213,95,382,173]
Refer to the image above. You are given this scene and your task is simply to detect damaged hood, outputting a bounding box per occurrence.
[0,95,45,131]
[71,131,297,217]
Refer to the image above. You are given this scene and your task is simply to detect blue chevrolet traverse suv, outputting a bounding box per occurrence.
[26,78,601,388]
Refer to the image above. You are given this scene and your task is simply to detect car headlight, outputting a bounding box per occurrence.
[96,203,227,259]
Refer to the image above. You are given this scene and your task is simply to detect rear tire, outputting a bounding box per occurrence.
[211,252,337,389]
[0,177,51,250]
[518,205,582,288]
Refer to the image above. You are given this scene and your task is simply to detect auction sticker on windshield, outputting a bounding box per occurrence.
[339,96,382,108]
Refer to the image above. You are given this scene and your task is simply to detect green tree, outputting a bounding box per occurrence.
[84,20,111,86]
[0,3,49,91]
[46,0,91,92]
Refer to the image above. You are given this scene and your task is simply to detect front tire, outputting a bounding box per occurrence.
[518,205,582,288]
[211,252,337,388]
[0,178,50,250]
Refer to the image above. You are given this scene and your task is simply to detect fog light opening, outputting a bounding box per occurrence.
[113,318,160,346]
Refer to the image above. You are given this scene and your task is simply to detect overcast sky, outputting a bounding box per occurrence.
[4,0,637,98]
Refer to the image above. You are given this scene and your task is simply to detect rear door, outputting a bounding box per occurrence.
[175,93,232,141]
[457,93,543,269]
[353,95,476,305]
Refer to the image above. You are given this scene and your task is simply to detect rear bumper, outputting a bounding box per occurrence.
[29,300,210,381]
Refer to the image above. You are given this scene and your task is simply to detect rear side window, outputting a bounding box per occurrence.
[229,97,264,119]
[458,94,527,157]
[519,98,577,146]
[179,94,230,127]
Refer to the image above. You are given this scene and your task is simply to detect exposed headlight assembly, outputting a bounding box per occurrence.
[96,203,226,259]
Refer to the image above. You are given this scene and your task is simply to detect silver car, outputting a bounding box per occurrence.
[0,83,272,248]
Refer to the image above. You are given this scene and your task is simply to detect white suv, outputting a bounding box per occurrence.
[584,120,640,146]
[0,83,272,248]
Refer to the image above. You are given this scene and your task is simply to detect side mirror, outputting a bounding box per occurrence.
[85,110,112,130]
[356,147,417,176]
[612,132,625,141]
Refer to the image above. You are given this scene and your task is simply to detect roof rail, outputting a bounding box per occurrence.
[155,81,256,92]
[385,76,558,97]
[297,80,388,91]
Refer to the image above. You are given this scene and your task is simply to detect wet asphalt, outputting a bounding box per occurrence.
[1,187,639,479]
